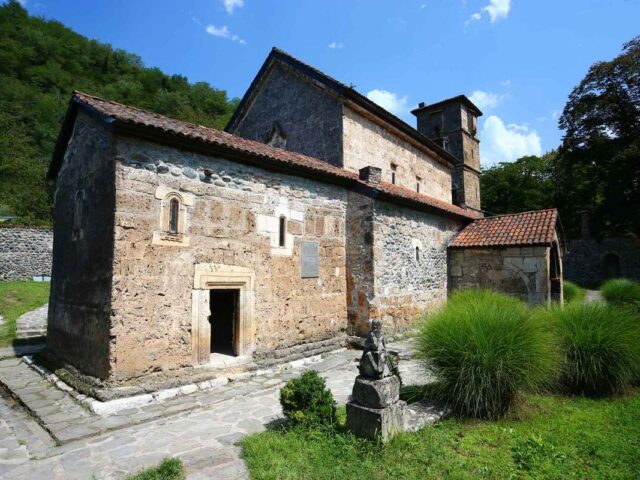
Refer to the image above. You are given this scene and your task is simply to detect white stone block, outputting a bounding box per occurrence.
[91,394,154,415]
[154,387,182,401]
[179,384,198,395]
[290,209,304,222]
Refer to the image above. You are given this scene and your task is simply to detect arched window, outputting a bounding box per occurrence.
[169,197,180,234]
[415,246,420,262]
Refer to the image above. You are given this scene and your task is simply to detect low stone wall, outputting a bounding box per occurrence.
[564,237,640,288]
[0,226,53,281]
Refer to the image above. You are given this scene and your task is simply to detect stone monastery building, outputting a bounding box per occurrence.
[47,48,564,395]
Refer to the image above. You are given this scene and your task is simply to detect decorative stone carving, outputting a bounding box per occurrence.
[346,319,405,442]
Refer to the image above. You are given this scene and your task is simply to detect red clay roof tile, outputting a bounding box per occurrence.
[60,92,479,222]
[449,209,558,248]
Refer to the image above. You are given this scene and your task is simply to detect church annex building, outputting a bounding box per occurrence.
[46,48,564,396]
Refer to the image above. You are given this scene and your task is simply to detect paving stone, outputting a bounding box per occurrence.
[0,339,428,479]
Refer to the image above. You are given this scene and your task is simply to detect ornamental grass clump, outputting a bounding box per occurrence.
[563,281,586,303]
[535,302,640,395]
[280,370,337,427]
[416,289,560,419]
[601,278,640,309]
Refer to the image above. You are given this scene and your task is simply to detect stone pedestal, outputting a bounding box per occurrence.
[346,375,405,442]
[346,399,406,443]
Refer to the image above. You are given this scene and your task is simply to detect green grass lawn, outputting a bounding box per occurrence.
[0,281,50,347]
[242,391,640,480]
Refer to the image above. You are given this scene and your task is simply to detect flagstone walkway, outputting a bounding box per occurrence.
[0,339,433,479]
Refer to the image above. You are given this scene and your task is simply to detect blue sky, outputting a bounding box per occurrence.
[18,0,640,167]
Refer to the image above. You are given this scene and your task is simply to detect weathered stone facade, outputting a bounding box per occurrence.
[0,226,53,281]
[449,245,559,304]
[371,202,459,330]
[342,108,452,202]
[413,97,482,210]
[108,135,348,382]
[233,63,344,167]
[48,113,116,379]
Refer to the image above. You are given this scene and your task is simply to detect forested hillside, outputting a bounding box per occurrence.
[0,0,238,224]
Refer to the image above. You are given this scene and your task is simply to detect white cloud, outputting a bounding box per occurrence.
[469,90,502,110]
[205,25,246,44]
[223,0,244,14]
[328,42,345,49]
[480,115,542,166]
[483,0,511,22]
[466,0,511,26]
[366,89,408,116]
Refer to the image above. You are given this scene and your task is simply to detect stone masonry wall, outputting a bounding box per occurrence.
[0,226,53,281]
[232,63,344,167]
[345,192,375,336]
[371,201,462,332]
[449,246,551,304]
[109,135,348,383]
[47,112,116,379]
[564,236,640,287]
[343,108,452,203]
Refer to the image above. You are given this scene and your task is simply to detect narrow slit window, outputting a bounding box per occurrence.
[415,246,420,262]
[391,164,397,185]
[278,216,286,247]
[416,177,421,193]
[169,198,180,234]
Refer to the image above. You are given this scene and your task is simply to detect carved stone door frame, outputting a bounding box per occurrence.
[191,264,255,366]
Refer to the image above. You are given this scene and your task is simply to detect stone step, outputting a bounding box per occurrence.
[0,358,93,444]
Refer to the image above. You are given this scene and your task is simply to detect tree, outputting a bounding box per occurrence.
[481,153,556,215]
[556,36,640,238]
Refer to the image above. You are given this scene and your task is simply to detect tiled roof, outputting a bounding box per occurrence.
[449,209,559,248]
[50,92,479,222]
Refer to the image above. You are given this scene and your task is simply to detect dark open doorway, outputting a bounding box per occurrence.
[209,289,239,356]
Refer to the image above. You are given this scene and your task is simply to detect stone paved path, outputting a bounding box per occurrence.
[0,340,432,479]
[586,289,603,303]
[15,304,48,339]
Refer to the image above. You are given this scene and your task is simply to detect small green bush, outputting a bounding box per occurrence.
[601,278,640,308]
[280,370,337,426]
[416,289,560,419]
[536,302,640,395]
[563,281,586,303]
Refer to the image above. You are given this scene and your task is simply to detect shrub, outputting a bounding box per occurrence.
[601,278,640,308]
[280,370,337,426]
[536,302,640,395]
[563,281,586,303]
[416,289,560,419]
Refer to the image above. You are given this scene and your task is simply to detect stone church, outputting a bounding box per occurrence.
[46,48,564,395]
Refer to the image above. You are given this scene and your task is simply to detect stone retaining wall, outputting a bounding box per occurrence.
[0,226,53,281]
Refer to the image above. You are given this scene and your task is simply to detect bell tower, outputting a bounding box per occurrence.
[412,95,482,211]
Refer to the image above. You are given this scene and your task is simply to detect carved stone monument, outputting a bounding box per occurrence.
[346,319,405,442]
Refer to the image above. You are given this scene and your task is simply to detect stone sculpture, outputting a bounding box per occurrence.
[346,319,405,442]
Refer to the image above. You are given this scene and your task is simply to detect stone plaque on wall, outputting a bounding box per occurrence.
[301,241,319,278]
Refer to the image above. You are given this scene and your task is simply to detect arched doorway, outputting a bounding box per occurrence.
[603,253,621,279]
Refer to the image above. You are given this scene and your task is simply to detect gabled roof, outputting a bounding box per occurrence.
[49,92,479,222]
[449,209,560,248]
[225,47,459,169]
